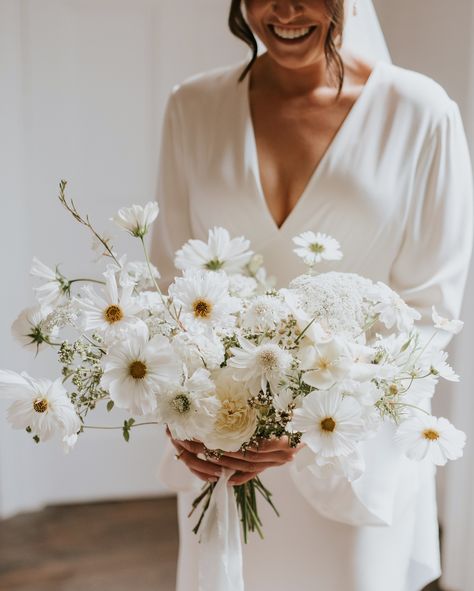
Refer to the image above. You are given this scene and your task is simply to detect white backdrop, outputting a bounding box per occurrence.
[1,1,473,589]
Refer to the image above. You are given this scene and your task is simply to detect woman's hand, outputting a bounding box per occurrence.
[166,427,304,486]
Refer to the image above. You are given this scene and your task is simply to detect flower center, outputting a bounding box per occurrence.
[193,299,212,318]
[423,429,440,441]
[33,398,48,413]
[205,258,224,271]
[171,393,191,414]
[389,383,399,396]
[104,304,124,324]
[257,347,280,371]
[320,417,336,432]
[310,242,324,254]
[129,360,147,379]
[317,357,331,370]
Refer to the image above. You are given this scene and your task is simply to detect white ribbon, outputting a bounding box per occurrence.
[198,468,244,591]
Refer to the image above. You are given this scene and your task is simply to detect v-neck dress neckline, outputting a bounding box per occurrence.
[243,60,384,233]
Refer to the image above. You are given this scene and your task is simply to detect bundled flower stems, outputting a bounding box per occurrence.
[0,181,466,590]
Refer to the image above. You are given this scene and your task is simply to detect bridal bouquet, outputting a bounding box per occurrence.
[1,182,466,552]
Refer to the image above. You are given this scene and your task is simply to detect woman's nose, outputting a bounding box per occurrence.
[271,1,305,22]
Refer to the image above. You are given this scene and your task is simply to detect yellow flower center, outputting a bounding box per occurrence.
[389,384,399,396]
[423,429,440,441]
[129,360,147,380]
[320,417,336,432]
[33,398,48,413]
[104,304,124,324]
[310,243,324,253]
[317,357,331,370]
[193,299,212,318]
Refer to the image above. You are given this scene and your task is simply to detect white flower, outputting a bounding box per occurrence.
[78,271,142,342]
[122,261,160,291]
[228,274,258,298]
[395,415,466,466]
[201,369,257,452]
[30,257,70,309]
[0,370,80,443]
[295,446,365,482]
[299,338,353,389]
[242,295,290,332]
[172,332,225,374]
[112,201,159,237]
[432,306,464,335]
[11,306,54,352]
[292,231,343,266]
[101,330,180,416]
[369,282,421,333]
[174,227,253,274]
[168,270,240,334]
[228,338,293,396]
[290,389,364,457]
[157,368,219,441]
[429,350,459,382]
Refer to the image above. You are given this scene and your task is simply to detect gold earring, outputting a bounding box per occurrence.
[353,0,358,16]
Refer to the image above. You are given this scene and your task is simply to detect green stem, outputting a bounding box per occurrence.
[69,278,106,285]
[83,421,159,430]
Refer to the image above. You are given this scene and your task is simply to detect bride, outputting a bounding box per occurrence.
[151,1,473,590]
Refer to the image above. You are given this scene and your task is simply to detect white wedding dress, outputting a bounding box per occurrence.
[150,58,473,591]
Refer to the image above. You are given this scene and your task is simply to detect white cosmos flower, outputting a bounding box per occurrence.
[174,227,253,274]
[11,306,55,352]
[157,368,219,441]
[290,389,364,457]
[368,282,421,332]
[30,257,70,309]
[101,330,180,416]
[432,306,464,335]
[112,201,159,238]
[228,338,293,396]
[395,415,466,466]
[292,231,343,266]
[201,369,257,452]
[429,350,459,382]
[242,295,290,332]
[299,337,353,389]
[78,271,142,342]
[0,370,80,444]
[168,270,240,334]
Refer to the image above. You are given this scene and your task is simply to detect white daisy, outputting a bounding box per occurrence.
[432,306,464,335]
[395,415,466,466]
[168,270,240,334]
[241,294,290,332]
[292,231,343,266]
[78,271,142,342]
[299,337,353,389]
[290,389,364,457]
[201,369,257,452]
[228,338,293,396]
[11,306,55,352]
[157,368,219,441]
[112,201,159,238]
[368,282,421,333]
[30,257,70,309]
[0,370,80,443]
[101,330,180,416]
[174,227,253,274]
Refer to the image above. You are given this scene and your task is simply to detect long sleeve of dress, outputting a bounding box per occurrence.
[150,88,193,290]
[290,99,473,527]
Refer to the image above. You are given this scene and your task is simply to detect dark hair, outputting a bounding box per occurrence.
[228,0,345,96]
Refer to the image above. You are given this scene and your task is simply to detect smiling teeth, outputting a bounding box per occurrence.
[273,26,311,39]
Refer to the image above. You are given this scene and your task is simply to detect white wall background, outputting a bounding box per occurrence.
[1,0,473,589]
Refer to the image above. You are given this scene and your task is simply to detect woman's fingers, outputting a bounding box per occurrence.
[228,470,263,486]
[179,450,223,478]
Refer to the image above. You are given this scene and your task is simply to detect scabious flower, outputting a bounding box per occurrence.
[156,368,219,441]
[0,370,80,444]
[395,415,466,466]
[432,306,464,335]
[78,271,143,342]
[290,389,364,457]
[30,257,70,309]
[168,270,240,334]
[299,337,353,389]
[292,231,343,266]
[174,227,253,274]
[101,329,180,416]
[201,369,257,452]
[11,306,55,352]
[368,282,421,333]
[112,201,159,238]
[228,338,293,396]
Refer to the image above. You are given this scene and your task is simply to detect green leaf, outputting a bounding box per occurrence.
[122,428,130,443]
[106,400,114,412]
